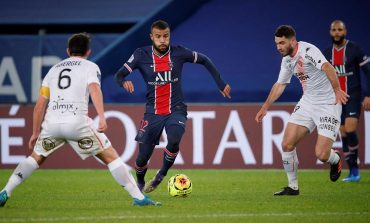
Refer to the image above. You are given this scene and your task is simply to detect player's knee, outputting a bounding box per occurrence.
[136,154,150,167]
[166,127,184,147]
[165,145,179,154]
[281,140,295,152]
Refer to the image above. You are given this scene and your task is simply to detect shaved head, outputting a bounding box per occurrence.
[330,20,347,46]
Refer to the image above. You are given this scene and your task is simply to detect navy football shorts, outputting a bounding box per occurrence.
[135,110,187,145]
[340,97,361,124]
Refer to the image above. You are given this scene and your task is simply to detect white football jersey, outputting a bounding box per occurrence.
[42,57,101,123]
[277,41,335,105]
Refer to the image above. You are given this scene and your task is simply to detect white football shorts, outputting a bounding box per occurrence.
[34,116,112,160]
[288,99,342,141]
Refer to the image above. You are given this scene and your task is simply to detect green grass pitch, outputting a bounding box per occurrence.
[0,169,369,223]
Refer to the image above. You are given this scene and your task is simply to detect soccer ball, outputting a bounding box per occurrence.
[167,174,192,197]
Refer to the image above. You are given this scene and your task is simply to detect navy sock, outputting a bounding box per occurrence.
[159,147,178,176]
[135,143,155,184]
[347,131,359,175]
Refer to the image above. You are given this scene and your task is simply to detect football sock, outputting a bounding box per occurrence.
[282,149,299,190]
[3,156,39,196]
[159,147,179,176]
[108,158,144,200]
[327,149,340,165]
[135,143,155,184]
[347,131,359,176]
[159,124,184,176]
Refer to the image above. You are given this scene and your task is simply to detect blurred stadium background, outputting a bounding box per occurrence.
[0,0,370,169]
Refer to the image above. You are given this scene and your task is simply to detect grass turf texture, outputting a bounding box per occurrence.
[0,169,369,223]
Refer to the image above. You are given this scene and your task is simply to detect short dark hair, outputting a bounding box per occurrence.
[151,20,170,31]
[68,33,90,56]
[274,25,296,38]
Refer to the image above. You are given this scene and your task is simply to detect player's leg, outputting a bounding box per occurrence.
[315,135,341,181]
[343,117,360,182]
[274,122,309,196]
[94,146,160,206]
[1,125,65,207]
[0,152,43,207]
[143,111,186,193]
[68,118,161,206]
[314,103,342,182]
[135,143,155,190]
[134,115,165,191]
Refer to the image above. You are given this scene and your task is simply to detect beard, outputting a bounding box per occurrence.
[153,42,169,54]
[331,35,346,45]
[281,45,294,57]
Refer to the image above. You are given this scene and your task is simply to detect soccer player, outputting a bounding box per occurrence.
[324,20,370,182]
[0,33,160,207]
[114,20,231,193]
[255,25,348,195]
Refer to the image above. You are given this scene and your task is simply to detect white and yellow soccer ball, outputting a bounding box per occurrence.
[167,174,192,197]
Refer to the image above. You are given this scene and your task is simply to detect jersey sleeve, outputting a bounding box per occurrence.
[177,45,198,63]
[114,48,141,87]
[87,63,101,86]
[124,48,141,72]
[277,59,293,84]
[306,45,328,70]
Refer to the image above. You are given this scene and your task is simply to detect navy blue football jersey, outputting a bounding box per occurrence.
[324,40,370,98]
[115,45,227,115]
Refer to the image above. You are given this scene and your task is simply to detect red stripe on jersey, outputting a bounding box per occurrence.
[155,84,171,115]
[333,47,347,93]
[153,52,172,115]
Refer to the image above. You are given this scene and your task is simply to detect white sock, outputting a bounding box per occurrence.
[3,156,39,196]
[327,149,340,165]
[108,158,144,200]
[282,149,299,190]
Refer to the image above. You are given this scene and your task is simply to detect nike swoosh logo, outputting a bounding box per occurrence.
[349,112,356,116]
[178,121,185,125]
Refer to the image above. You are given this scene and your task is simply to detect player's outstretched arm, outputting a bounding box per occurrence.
[196,53,230,98]
[322,62,349,105]
[255,82,287,123]
[29,95,48,149]
[89,83,107,133]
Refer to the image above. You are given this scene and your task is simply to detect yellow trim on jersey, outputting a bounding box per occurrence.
[39,86,50,99]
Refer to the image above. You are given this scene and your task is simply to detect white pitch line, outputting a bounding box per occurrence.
[1,212,370,222]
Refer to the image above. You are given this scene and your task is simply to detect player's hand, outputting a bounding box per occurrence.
[363,96,370,110]
[255,107,267,123]
[220,84,231,99]
[28,133,39,150]
[97,119,107,133]
[123,81,134,93]
[334,88,349,105]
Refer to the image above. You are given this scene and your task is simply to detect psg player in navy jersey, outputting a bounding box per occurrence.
[324,20,370,182]
[114,20,231,193]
